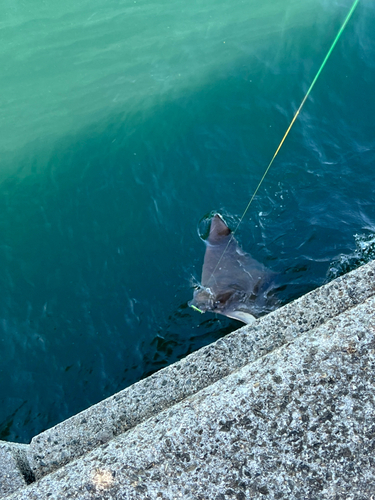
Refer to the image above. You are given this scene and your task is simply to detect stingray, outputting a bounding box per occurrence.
[189,214,278,324]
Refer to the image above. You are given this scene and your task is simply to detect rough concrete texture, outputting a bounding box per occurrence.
[6,292,375,499]
[26,260,375,480]
[0,442,28,497]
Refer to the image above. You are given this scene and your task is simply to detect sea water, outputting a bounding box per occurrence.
[0,0,374,442]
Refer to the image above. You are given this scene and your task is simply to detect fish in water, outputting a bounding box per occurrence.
[189,214,278,324]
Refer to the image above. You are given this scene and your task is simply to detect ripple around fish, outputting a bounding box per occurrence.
[327,233,375,280]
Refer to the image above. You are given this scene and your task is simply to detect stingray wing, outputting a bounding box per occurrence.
[201,215,266,298]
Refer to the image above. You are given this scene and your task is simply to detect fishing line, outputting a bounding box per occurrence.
[207,0,360,286]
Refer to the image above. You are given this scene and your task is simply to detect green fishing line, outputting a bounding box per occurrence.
[190,304,204,314]
[207,0,360,285]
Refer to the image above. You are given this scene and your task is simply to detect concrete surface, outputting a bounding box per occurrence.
[0,442,33,497]
[26,260,375,481]
[1,259,375,499]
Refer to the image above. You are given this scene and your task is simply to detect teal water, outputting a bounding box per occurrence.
[1,0,374,442]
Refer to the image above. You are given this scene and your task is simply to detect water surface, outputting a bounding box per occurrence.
[0,0,374,442]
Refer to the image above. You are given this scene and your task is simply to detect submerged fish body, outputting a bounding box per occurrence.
[189,214,278,324]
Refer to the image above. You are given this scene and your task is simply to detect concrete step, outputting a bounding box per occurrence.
[1,259,375,498]
[0,442,33,498]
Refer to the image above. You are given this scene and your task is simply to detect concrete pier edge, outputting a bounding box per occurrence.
[1,259,374,498]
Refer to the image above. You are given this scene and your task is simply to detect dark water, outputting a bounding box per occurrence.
[0,0,374,442]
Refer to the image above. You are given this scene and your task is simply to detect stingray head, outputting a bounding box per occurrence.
[188,285,215,313]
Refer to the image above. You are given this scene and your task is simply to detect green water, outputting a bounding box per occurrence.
[0,0,374,442]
